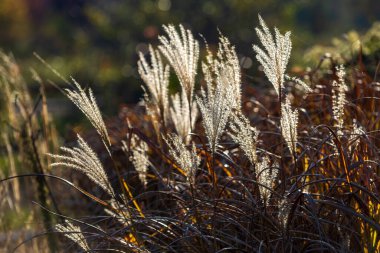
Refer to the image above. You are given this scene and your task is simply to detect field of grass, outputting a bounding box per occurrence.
[0,15,379,252]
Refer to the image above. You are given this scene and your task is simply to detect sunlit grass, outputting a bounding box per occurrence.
[1,16,379,253]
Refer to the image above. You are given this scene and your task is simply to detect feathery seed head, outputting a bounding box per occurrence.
[197,35,242,153]
[196,83,233,154]
[122,135,149,186]
[55,220,90,251]
[169,91,198,144]
[158,24,199,103]
[281,95,298,157]
[229,113,259,165]
[165,134,200,182]
[212,34,242,110]
[253,15,292,96]
[138,45,170,124]
[285,74,312,92]
[48,134,114,196]
[278,197,291,229]
[256,156,278,201]
[332,65,348,134]
[65,79,110,146]
[349,119,365,152]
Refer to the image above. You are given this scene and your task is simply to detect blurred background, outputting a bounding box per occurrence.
[1,0,380,116]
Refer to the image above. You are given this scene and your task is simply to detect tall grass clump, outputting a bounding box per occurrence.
[0,52,60,252]
[1,15,380,252]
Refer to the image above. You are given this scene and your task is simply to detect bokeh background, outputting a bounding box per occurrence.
[1,0,380,114]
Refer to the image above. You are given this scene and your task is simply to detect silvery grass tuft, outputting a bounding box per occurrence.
[48,134,114,197]
[138,28,198,143]
[281,95,299,157]
[65,78,111,146]
[138,45,170,126]
[55,220,90,251]
[252,15,310,160]
[158,24,199,104]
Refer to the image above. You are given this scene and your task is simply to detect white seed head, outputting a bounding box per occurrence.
[196,83,233,154]
[285,74,312,93]
[349,119,365,152]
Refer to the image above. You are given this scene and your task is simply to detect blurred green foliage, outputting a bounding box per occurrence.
[0,0,379,112]
[0,208,31,231]
[305,22,380,73]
